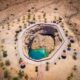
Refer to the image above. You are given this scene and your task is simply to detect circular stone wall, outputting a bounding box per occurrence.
[22,24,58,60]
[17,23,68,64]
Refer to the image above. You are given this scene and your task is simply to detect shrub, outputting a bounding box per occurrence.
[13,77,19,80]
[4,70,9,78]
[5,60,10,66]
[35,66,38,72]
[72,55,77,60]
[18,70,24,78]
[3,51,7,57]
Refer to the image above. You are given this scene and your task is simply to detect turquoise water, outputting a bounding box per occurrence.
[29,48,49,60]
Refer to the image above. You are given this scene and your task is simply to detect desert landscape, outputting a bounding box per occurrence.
[0,0,80,80]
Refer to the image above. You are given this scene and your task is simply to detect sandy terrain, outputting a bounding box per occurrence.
[0,0,80,80]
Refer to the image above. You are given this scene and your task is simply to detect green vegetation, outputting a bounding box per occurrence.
[73,65,77,71]
[0,62,4,67]
[35,66,38,72]
[4,69,11,79]
[72,51,77,60]
[46,62,49,71]
[67,72,73,80]
[5,60,10,66]
[3,51,7,57]
[13,77,19,80]
[18,70,24,78]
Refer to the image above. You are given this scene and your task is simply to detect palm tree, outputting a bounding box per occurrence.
[27,13,31,22]
[17,18,20,22]
[25,74,28,80]
[46,62,49,71]
[68,43,71,47]
[67,72,73,80]
[33,15,36,21]
[18,70,24,78]
[5,60,10,66]
[72,54,77,60]
[2,26,4,29]
[19,58,22,63]
[44,18,47,23]
[43,12,46,18]
[67,76,71,80]
[35,66,38,72]
[0,61,4,67]
[4,69,11,80]
[13,77,19,80]
[3,51,7,57]
[73,65,77,71]
[54,62,56,65]
[4,70,9,78]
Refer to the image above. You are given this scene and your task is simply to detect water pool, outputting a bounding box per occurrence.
[29,48,49,60]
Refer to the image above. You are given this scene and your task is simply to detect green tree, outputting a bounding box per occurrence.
[3,51,7,57]
[13,77,19,80]
[4,69,11,80]
[18,70,24,78]
[5,60,10,66]
[46,62,49,71]
[72,55,77,60]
